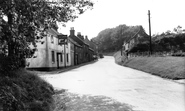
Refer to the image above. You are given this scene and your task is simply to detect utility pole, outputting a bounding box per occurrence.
[148,10,152,55]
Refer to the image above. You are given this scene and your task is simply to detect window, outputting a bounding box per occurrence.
[51,35,54,43]
[66,53,69,63]
[52,51,55,63]
[61,53,63,62]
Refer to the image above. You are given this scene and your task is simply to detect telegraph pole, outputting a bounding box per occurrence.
[148,10,152,55]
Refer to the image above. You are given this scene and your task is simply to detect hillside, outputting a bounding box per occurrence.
[92,24,185,55]
[91,24,145,53]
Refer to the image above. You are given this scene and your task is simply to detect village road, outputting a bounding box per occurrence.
[40,56,185,111]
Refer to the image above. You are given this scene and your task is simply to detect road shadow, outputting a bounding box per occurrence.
[53,90,134,111]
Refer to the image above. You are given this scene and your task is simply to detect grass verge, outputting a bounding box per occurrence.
[54,91,133,111]
[114,51,185,80]
[0,68,65,111]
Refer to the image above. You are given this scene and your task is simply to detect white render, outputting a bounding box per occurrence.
[40,56,185,111]
[27,28,71,69]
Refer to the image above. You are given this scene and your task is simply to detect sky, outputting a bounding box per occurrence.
[58,0,185,39]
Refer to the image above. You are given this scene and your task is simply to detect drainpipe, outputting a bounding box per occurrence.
[64,43,66,68]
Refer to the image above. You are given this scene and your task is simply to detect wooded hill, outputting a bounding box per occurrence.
[92,24,185,54]
[91,24,147,52]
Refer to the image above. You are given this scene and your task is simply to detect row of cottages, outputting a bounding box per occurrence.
[69,27,98,65]
[122,26,149,53]
[26,27,97,70]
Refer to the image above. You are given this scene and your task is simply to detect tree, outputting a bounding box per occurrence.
[92,25,148,53]
[173,25,183,34]
[0,0,93,72]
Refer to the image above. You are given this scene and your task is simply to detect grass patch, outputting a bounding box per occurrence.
[114,51,185,80]
[54,92,133,111]
[0,68,59,111]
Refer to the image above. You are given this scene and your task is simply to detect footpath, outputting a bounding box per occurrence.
[32,60,98,75]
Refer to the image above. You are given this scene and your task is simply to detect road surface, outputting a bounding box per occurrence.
[40,56,185,111]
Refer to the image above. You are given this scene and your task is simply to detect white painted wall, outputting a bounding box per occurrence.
[27,28,72,69]
[26,33,48,68]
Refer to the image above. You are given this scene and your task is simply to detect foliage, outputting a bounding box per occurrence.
[0,69,55,111]
[93,24,185,54]
[92,24,143,52]
[152,32,185,53]
[129,43,149,52]
[0,0,93,72]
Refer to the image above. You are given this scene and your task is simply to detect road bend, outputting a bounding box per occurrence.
[40,56,185,111]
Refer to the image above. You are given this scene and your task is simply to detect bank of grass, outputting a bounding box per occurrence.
[54,91,133,111]
[114,51,185,80]
[0,69,64,111]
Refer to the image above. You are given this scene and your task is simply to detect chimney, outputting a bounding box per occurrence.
[77,32,81,37]
[70,27,75,36]
[82,35,84,40]
[85,35,88,40]
[77,32,84,40]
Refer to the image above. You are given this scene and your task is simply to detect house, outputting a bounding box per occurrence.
[69,27,94,64]
[122,26,149,53]
[68,27,83,65]
[84,36,97,61]
[67,36,83,66]
[26,28,70,70]
[58,34,72,67]
[76,32,90,63]
[26,26,97,70]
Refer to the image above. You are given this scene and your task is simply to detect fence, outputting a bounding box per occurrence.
[122,51,185,59]
[128,51,185,57]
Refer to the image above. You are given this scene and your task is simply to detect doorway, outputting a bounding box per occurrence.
[56,53,61,69]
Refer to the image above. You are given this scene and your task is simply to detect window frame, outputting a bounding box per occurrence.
[51,51,55,63]
[51,35,54,44]
[66,53,69,63]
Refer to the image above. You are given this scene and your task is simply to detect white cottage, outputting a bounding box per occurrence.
[26,28,71,70]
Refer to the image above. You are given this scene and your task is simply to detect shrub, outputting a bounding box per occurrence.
[0,69,54,111]
[172,52,185,57]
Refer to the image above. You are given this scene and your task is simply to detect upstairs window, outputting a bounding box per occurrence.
[51,35,54,44]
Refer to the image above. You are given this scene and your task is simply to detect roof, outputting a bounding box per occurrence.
[125,26,148,43]
[68,37,82,48]
[89,47,94,52]
[69,34,89,46]
[47,28,59,36]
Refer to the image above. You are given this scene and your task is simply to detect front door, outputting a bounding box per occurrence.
[56,53,61,69]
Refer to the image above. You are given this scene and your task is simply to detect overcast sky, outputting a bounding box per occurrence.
[58,0,185,39]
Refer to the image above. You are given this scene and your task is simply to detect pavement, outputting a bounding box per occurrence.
[40,56,185,111]
[33,60,98,75]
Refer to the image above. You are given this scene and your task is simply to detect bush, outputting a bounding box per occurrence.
[172,52,185,57]
[0,69,54,111]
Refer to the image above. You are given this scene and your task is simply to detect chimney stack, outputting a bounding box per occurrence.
[77,32,81,37]
[77,32,84,40]
[70,27,75,36]
[85,35,88,40]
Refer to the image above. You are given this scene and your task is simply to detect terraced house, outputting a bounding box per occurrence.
[27,27,97,70]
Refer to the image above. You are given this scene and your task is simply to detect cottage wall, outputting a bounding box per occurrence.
[27,28,73,70]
